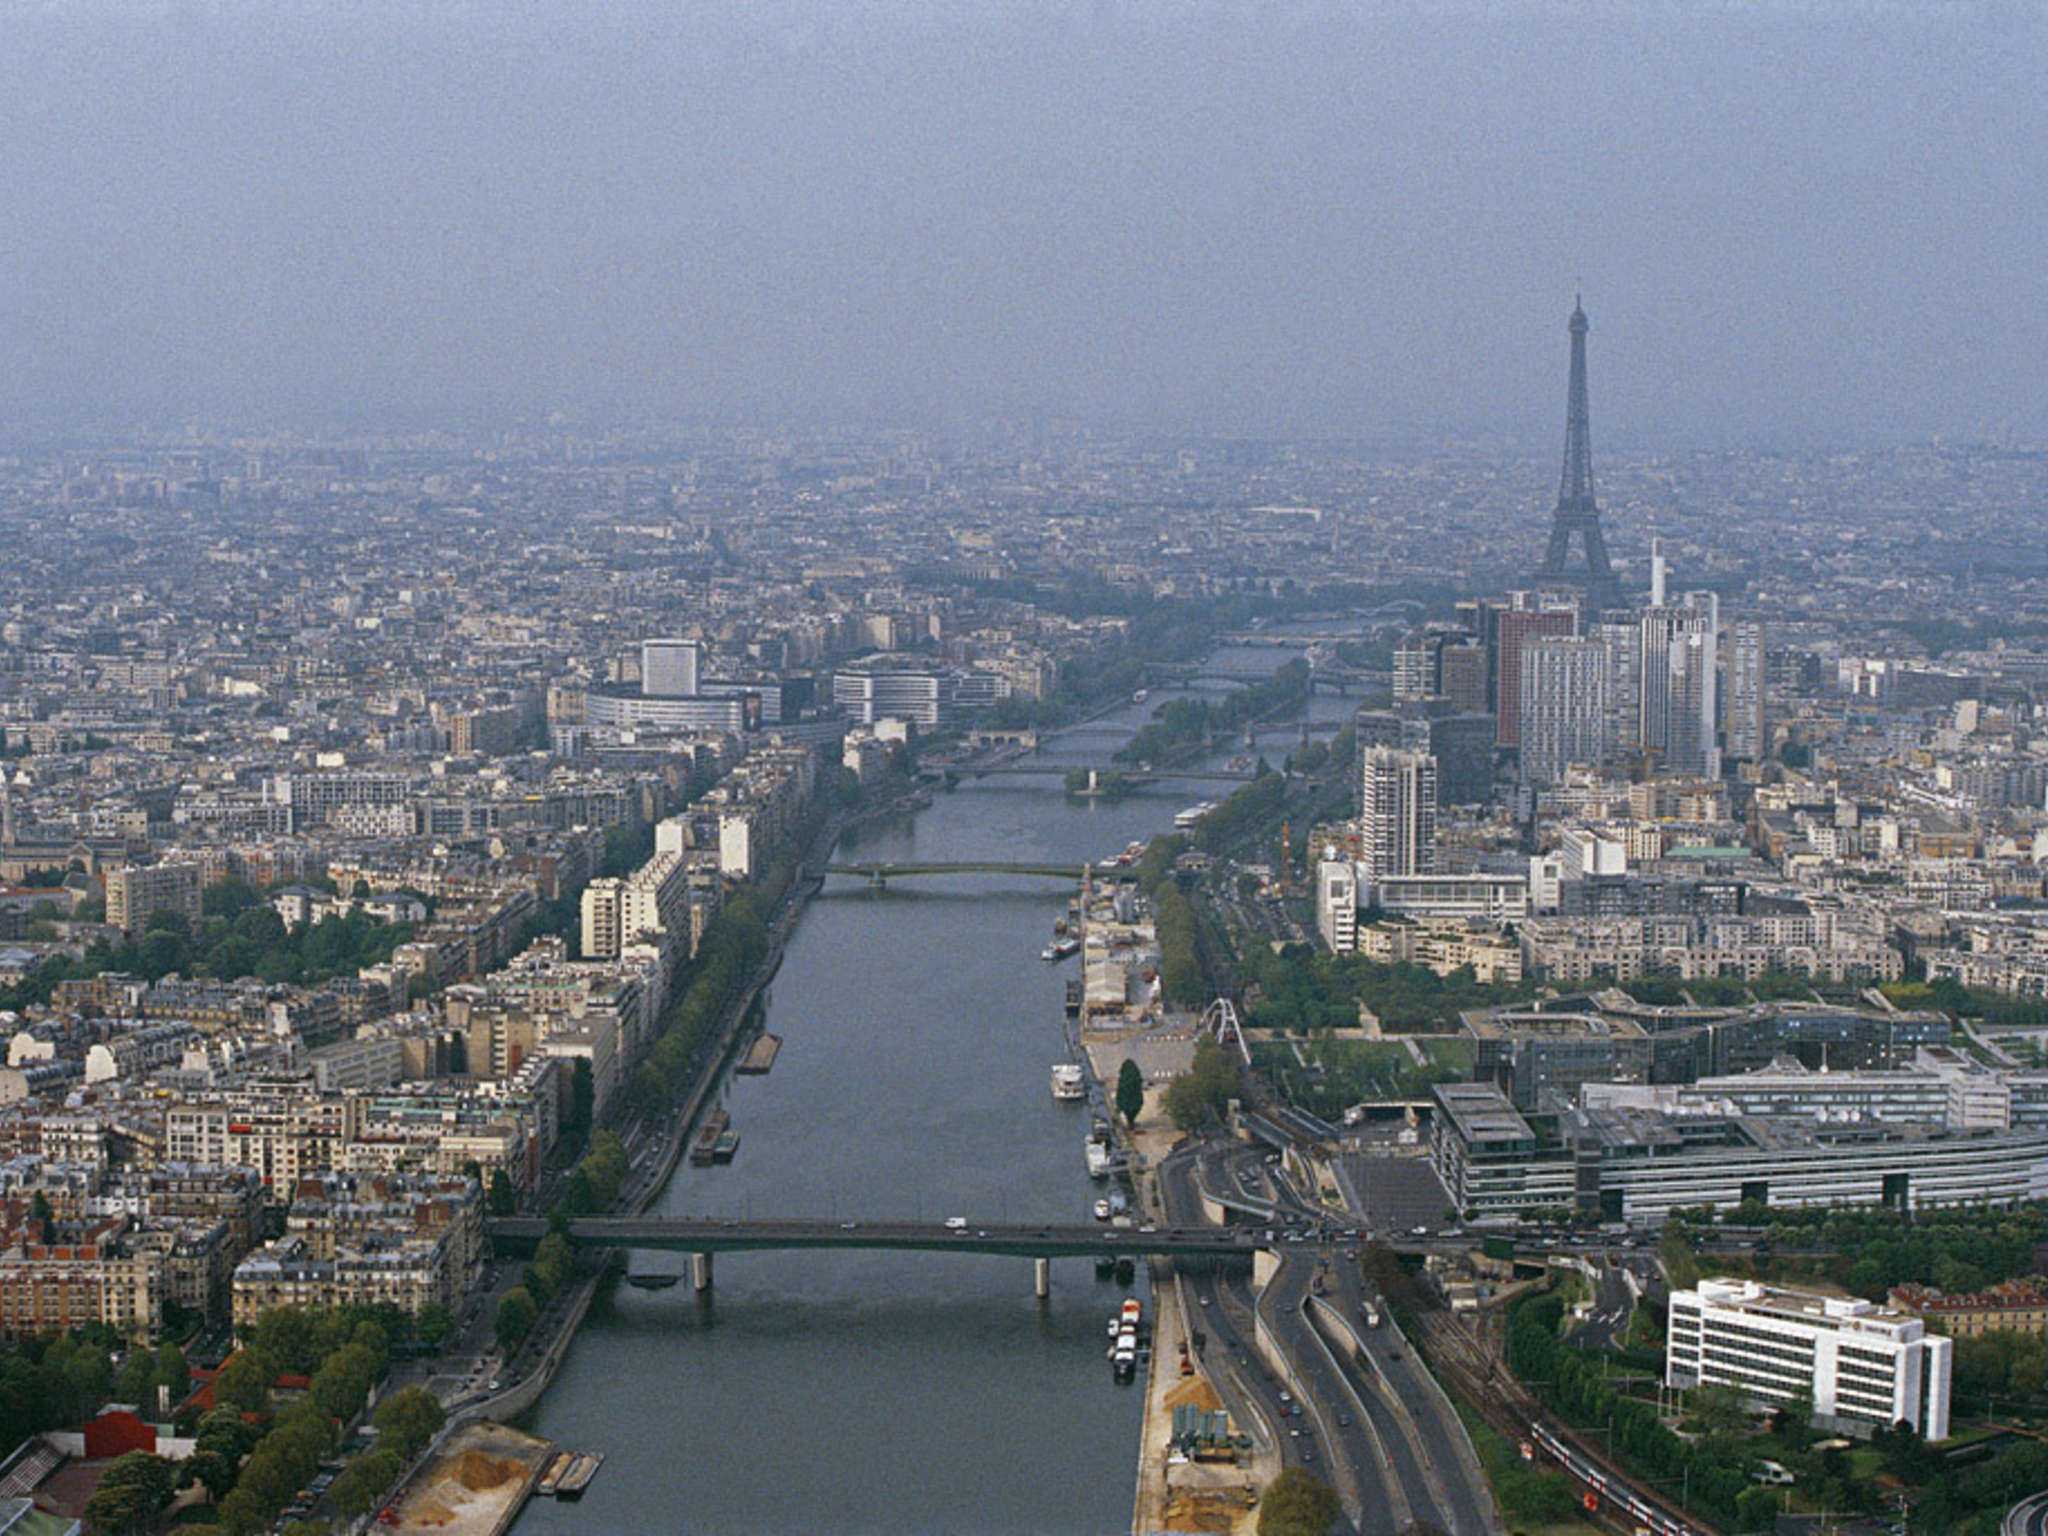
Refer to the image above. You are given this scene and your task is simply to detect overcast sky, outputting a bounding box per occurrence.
[3,2,2044,446]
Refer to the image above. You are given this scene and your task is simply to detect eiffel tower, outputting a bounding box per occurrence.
[1535,297,1621,613]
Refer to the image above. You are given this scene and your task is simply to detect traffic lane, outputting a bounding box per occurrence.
[1571,1262,1636,1350]
[1262,1255,1401,1536]
[1353,1314,1499,1533]
[1325,1263,1491,1536]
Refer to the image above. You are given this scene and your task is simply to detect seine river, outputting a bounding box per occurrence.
[513,642,1354,1534]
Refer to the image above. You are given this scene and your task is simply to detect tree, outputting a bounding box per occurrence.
[113,1346,156,1410]
[155,1341,190,1408]
[495,1288,537,1353]
[415,1302,455,1353]
[488,1168,517,1216]
[1163,1039,1240,1131]
[83,1450,176,1536]
[1258,1467,1341,1535]
[1689,1382,1748,1436]
[181,1446,239,1503]
[329,1447,403,1519]
[373,1386,445,1461]
[1115,1058,1145,1125]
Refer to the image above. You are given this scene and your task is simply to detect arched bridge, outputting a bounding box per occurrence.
[822,860,1084,884]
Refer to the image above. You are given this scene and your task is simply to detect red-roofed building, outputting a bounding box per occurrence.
[1889,1279,2048,1339]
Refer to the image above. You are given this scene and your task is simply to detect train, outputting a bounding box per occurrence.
[1525,1420,1698,1536]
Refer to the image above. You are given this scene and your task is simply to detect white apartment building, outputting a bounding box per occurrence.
[1359,747,1436,885]
[1667,1278,1950,1440]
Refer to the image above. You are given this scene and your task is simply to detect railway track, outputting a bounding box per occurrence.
[1410,1309,1719,1536]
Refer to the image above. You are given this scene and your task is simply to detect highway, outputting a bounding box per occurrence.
[1324,1260,1503,1536]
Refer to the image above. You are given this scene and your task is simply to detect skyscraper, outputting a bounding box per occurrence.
[1518,636,1610,786]
[1639,592,1719,777]
[1725,620,1767,763]
[1494,603,1577,748]
[1359,747,1437,886]
[1535,298,1622,613]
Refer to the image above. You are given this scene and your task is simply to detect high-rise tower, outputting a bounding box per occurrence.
[1536,298,1621,613]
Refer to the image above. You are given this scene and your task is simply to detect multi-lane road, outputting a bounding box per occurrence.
[1158,1142,1505,1536]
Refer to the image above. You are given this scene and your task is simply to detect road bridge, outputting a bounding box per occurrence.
[965,764,1257,783]
[491,1215,1258,1297]
[821,860,1084,885]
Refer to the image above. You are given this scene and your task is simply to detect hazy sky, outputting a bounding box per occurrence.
[3,2,2044,445]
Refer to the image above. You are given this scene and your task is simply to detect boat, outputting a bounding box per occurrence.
[1064,981,1083,1017]
[1041,936,1080,963]
[1110,840,1146,867]
[1051,1063,1086,1101]
[624,1271,681,1291]
[736,1033,782,1075]
[1132,689,1149,704]
[1093,1196,1112,1222]
[1094,1254,1117,1278]
[554,1453,604,1499]
[537,1451,573,1497]
[711,1128,740,1164]
[1085,1123,1115,1179]
[1173,801,1217,829]
[688,1108,731,1166]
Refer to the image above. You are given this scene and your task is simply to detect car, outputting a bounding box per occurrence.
[840,1221,858,1230]
[1301,1445,1316,1463]
[1411,1225,1429,1236]
[1336,1412,1351,1427]
[488,1378,502,1390]
[943,1216,968,1230]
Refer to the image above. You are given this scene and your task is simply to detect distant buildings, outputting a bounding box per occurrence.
[105,861,202,937]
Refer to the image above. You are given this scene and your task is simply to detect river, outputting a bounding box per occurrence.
[512,643,1359,1534]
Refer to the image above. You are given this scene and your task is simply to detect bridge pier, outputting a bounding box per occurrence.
[1034,1257,1050,1299]
[690,1251,714,1292]
[867,871,886,889]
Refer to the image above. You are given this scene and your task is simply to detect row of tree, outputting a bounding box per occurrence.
[1241,940,1538,1036]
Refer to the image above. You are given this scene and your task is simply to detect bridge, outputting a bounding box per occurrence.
[965,764,1257,784]
[489,1215,1259,1295]
[821,860,1084,886]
